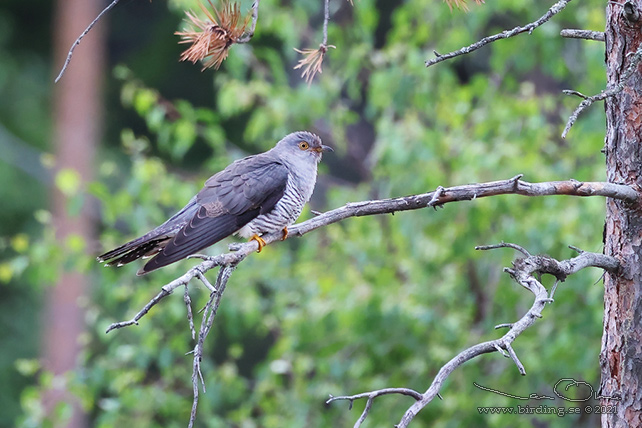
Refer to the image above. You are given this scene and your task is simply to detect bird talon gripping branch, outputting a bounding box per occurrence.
[250,235,267,252]
[281,227,288,241]
[97,131,332,275]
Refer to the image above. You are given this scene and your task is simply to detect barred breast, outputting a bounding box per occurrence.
[236,169,314,238]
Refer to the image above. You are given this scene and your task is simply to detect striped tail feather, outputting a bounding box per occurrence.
[97,198,199,268]
[98,236,172,267]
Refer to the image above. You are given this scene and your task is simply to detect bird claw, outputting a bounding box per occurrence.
[250,235,267,252]
[281,227,288,241]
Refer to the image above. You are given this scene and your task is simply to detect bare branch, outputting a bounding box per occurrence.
[105,250,250,333]
[560,28,605,41]
[326,388,423,428]
[325,245,618,427]
[475,242,532,257]
[425,0,573,67]
[285,177,637,241]
[562,89,589,99]
[55,0,121,83]
[195,270,217,293]
[189,265,235,428]
[184,285,196,340]
[105,286,172,333]
[107,176,635,334]
[562,40,642,138]
[322,0,330,46]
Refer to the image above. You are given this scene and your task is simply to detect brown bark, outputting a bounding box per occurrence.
[601,1,642,427]
[44,0,105,426]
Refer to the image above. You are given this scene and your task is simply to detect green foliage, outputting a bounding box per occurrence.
[4,0,612,426]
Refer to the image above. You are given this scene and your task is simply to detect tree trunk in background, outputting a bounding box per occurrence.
[601,1,642,426]
[45,0,104,426]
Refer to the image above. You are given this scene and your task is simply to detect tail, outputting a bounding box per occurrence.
[96,232,173,268]
[97,198,198,272]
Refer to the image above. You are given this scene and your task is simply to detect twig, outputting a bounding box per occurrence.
[560,29,605,41]
[325,244,618,427]
[326,388,423,428]
[55,0,121,83]
[562,89,589,99]
[322,0,330,46]
[236,0,261,43]
[475,242,532,257]
[184,285,196,340]
[425,0,573,67]
[427,186,445,208]
[562,41,642,138]
[106,250,251,333]
[105,286,171,333]
[189,265,235,428]
[196,270,217,293]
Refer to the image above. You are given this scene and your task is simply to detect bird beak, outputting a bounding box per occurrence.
[318,145,333,153]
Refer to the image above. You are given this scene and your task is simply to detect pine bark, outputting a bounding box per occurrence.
[601,1,642,426]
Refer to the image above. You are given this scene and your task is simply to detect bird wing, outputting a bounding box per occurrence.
[138,156,289,274]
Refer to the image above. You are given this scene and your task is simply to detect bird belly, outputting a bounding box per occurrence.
[237,184,306,238]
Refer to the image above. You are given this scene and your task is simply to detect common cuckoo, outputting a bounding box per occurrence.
[97,131,332,275]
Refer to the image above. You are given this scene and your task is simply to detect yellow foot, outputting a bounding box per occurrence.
[250,234,267,253]
[281,227,288,241]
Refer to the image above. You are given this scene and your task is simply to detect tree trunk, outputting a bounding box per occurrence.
[601,1,642,426]
[44,0,105,426]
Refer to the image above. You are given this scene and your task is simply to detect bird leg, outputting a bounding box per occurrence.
[281,227,288,241]
[249,234,267,252]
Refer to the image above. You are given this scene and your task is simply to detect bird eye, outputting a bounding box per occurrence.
[298,141,309,150]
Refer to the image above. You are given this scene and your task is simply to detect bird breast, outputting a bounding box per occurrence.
[237,166,317,238]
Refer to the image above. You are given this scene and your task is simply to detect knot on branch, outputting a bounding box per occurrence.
[623,1,641,24]
[513,255,568,282]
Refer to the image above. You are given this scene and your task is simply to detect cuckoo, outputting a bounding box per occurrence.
[97,131,332,275]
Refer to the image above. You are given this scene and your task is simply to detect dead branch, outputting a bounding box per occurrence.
[105,175,635,427]
[236,0,261,43]
[425,0,573,67]
[105,175,635,333]
[326,388,424,427]
[105,250,247,333]
[560,28,605,41]
[55,0,121,83]
[189,265,235,428]
[562,41,642,138]
[327,243,619,427]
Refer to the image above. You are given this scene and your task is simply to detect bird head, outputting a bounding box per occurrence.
[275,131,333,163]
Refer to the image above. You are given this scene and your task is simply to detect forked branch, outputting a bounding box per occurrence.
[328,243,619,427]
[562,40,642,138]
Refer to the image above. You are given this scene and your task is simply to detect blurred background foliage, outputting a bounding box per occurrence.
[1,0,610,426]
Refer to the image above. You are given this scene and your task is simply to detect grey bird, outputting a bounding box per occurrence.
[97,131,332,275]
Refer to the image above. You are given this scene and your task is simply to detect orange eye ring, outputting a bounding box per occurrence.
[298,141,310,150]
